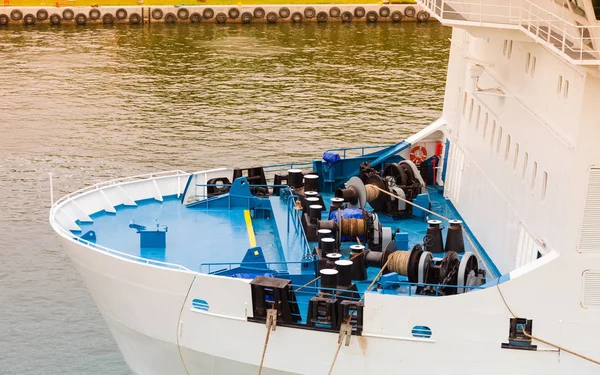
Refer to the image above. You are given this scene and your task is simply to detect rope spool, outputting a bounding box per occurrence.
[364,184,380,202]
[386,250,411,276]
[338,218,366,238]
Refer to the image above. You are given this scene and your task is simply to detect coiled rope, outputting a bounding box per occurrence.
[385,250,410,276]
[495,279,600,366]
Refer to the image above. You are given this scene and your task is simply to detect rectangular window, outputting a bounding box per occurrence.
[483,113,489,138]
[557,75,563,95]
[531,162,538,190]
[490,120,496,146]
[514,143,520,170]
[525,53,531,72]
[522,152,529,180]
[530,56,536,77]
[541,171,548,200]
[469,98,474,122]
[497,126,503,153]
[505,134,511,161]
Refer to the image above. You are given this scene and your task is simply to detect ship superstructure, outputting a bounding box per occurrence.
[49,1,600,373]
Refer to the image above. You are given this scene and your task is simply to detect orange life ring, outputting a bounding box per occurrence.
[409,145,427,164]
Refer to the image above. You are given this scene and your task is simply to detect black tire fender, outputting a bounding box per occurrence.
[416,10,430,22]
[50,13,61,25]
[266,11,277,24]
[215,12,227,23]
[291,11,302,23]
[341,11,352,22]
[404,6,416,18]
[190,12,201,23]
[0,14,9,25]
[75,13,87,25]
[379,6,390,17]
[278,7,290,18]
[37,9,49,21]
[11,9,23,21]
[129,13,141,24]
[366,10,378,23]
[228,8,239,19]
[316,11,327,23]
[240,11,252,24]
[354,7,365,18]
[164,12,176,23]
[304,7,315,19]
[23,13,35,25]
[151,8,163,20]
[391,10,403,23]
[115,8,127,20]
[177,8,189,19]
[329,7,340,18]
[253,7,265,19]
[202,8,214,20]
[102,13,114,24]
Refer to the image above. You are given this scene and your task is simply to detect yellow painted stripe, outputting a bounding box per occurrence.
[244,210,257,248]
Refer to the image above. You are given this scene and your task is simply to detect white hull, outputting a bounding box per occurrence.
[61,234,600,374]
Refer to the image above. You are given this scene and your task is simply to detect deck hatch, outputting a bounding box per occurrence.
[579,168,600,253]
[582,271,600,308]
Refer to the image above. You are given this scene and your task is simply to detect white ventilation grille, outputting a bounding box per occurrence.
[516,224,539,268]
[445,145,465,204]
[579,168,600,253]
[582,271,600,308]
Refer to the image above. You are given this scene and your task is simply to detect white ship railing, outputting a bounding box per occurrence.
[418,0,600,65]
[49,170,191,271]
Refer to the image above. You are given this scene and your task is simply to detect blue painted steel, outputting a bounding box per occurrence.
[80,230,96,243]
[241,246,267,269]
[139,230,167,248]
[395,232,409,250]
[444,198,501,279]
[192,299,209,311]
[412,193,430,219]
[368,140,411,169]
[441,139,450,184]
[411,325,432,338]
[181,174,194,204]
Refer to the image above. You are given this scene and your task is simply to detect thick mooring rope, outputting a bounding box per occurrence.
[371,186,491,276]
[257,314,275,375]
[495,280,600,366]
[386,250,411,276]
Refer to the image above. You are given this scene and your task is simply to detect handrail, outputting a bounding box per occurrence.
[325,144,393,159]
[200,260,311,274]
[53,224,190,271]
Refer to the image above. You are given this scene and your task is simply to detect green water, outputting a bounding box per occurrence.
[0,22,450,374]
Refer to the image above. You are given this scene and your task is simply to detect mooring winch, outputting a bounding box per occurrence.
[335,160,427,217]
